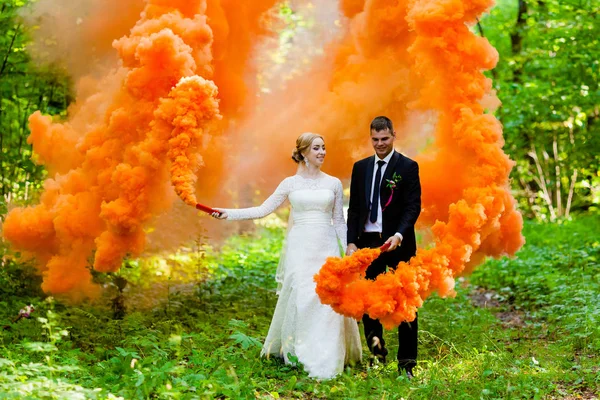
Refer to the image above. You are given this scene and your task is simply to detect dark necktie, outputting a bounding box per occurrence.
[370,160,386,223]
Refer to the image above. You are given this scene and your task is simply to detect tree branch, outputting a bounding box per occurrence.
[0,24,21,78]
[475,18,498,80]
[518,176,539,219]
[528,146,556,220]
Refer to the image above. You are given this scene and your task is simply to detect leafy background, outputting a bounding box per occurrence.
[0,0,599,399]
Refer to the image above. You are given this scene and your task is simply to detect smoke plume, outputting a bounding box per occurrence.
[3,0,523,305]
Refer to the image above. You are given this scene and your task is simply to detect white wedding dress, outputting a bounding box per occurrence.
[223,173,362,379]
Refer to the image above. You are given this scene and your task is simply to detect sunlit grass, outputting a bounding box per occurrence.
[1,218,599,399]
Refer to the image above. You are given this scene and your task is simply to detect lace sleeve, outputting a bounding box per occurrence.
[332,178,347,250]
[223,178,290,220]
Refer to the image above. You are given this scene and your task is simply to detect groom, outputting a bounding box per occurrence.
[346,116,422,378]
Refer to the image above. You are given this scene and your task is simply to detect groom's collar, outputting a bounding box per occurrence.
[374,150,395,164]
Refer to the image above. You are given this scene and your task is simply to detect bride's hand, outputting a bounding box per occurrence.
[211,209,228,220]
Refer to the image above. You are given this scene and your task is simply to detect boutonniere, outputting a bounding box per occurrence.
[385,172,402,190]
[383,173,402,211]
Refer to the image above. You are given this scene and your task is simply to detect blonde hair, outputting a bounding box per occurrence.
[291,132,324,164]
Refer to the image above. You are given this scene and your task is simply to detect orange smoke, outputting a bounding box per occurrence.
[4,0,524,302]
[315,247,423,327]
[314,0,524,328]
[231,0,426,187]
[25,0,145,78]
[2,1,246,298]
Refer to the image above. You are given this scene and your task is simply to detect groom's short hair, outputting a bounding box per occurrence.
[370,116,394,133]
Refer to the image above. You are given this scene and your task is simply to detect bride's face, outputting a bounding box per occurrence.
[304,138,326,167]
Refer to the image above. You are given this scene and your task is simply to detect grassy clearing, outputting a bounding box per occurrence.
[1,217,599,399]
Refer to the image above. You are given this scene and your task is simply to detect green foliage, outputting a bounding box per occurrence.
[0,0,599,397]
[1,221,599,399]
[0,299,121,399]
[0,0,72,212]
[472,215,600,353]
[481,0,600,220]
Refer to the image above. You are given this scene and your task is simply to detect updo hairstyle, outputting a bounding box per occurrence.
[291,132,324,164]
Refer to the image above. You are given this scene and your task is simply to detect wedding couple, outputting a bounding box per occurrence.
[212,116,422,380]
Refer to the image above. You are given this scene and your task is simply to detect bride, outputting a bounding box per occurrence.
[212,132,362,379]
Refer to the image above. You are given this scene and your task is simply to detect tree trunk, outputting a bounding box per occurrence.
[0,86,4,198]
[552,135,562,216]
[510,0,528,54]
[510,0,528,81]
[565,169,578,219]
[528,146,557,221]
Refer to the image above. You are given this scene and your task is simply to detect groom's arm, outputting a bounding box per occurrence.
[347,163,361,246]
[396,161,421,237]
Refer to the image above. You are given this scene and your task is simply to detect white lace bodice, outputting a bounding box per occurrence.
[223,174,347,248]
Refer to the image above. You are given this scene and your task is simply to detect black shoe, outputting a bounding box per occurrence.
[370,337,388,364]
[399,366,415,380]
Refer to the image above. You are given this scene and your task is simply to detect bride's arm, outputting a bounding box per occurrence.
[332,179,348,250]
[217,178,290,221]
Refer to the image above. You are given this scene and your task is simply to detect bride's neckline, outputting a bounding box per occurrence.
[295,172,326,181]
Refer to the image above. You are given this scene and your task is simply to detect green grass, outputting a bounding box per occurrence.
[1,217,599,399]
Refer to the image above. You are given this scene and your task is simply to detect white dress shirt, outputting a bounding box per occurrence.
[364,151,403,241]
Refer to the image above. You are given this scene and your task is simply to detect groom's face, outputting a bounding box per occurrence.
[370,128,395,159]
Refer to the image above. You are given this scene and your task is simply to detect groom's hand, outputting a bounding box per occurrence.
[384,234,402,252]
[346,243,358,256]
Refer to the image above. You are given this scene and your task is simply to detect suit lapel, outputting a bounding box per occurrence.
[380,151,400,207]
[364,156,375,206]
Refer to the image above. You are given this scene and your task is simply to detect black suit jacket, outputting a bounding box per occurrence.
[347,151,421,262]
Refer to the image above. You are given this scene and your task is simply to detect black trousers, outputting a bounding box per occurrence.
[356,232,418,369]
